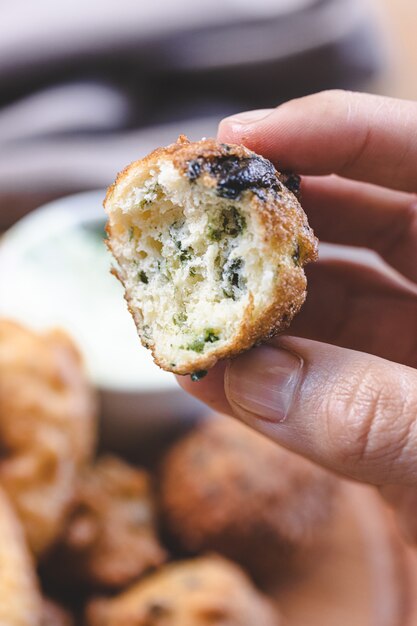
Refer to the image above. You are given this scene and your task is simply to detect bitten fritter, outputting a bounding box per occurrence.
[0,485,42,626]
[0,319,96,556]
[104,136,317,375]
[47,455,166,590]
[159,416,336,576]
[85,556,281,626]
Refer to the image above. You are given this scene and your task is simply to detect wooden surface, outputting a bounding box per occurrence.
[371,0,417,100]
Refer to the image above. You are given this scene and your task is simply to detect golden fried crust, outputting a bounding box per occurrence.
[46,455,166,590]
[159,416,336,577]
[0,486,42,626]
[0,319,97,556]
[85,556,281,626]
[105,136,318,375]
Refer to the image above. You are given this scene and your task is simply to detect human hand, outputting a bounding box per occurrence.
[177,90,417,491]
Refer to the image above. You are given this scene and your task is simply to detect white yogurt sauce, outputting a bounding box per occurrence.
[0,191,176,390]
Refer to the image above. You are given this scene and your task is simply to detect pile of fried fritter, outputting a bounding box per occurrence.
[0,319,337,626]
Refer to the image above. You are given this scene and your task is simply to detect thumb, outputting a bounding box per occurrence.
[224,337,417,486]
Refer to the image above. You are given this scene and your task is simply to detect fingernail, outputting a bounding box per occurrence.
[221,108,274,127]
[226,345,303,423]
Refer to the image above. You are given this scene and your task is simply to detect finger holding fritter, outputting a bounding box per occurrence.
[218,91,417,192]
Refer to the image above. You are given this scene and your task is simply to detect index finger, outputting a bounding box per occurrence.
[218,90,417,193]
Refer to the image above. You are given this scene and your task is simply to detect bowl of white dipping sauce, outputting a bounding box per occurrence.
[0,191,205,454]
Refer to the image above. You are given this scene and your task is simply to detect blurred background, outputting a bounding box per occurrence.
[0,0,416,446]
[0,0,415,227]
[2,5,417,622]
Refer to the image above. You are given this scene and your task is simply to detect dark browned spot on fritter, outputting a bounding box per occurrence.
[186,155,282,200]
[281,173,301,199]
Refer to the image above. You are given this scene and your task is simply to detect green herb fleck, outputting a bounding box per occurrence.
[169,220,183,241]
[150,183,161,194]
[204,329,219,343]
[142,325,152,340]
[173,312,187,326]
[187,338,205,353]
[207,207,245,242]
[190,370,208,382]
[222,257,246,300]
[292,243,301,266]
[169,221,192,262]
[139,271,149,284]
[180,248,192,262]
[208,226,222,241]
[141,184,161,206]
[128,227,134,241]
[186,329,220,352]
[222,206,246,237]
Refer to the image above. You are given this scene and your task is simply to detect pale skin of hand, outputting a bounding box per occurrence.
[176,90,417,542]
